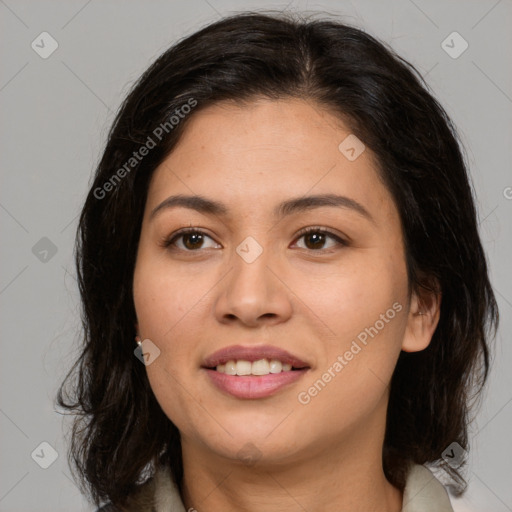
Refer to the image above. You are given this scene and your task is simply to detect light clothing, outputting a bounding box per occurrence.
[98,462,454,511]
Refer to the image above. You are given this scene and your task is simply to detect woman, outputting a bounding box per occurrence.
[57,11,498,512]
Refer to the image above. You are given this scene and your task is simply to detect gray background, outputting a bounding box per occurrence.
[0,0,510,510]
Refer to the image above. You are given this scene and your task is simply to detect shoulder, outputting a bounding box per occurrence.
[95,474,158,512]
[401,464,454,512]
[94,465,184,512]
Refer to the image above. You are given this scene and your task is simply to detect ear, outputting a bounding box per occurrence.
[401,279,441,353]
[134,321,139,335]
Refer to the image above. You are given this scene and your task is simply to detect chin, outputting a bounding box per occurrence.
[211,437,301,468]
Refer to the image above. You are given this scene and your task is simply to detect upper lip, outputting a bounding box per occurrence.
[202,344,310,369]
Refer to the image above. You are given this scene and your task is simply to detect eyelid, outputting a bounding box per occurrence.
[162,227,219,249]
[291,226,348,249]
[162,225,348,252]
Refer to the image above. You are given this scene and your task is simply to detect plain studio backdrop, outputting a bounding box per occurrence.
[0,1,511,511]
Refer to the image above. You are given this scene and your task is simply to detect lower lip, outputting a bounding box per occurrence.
[203,368,309,399]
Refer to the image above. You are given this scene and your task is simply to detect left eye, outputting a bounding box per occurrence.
[292,228,345,251]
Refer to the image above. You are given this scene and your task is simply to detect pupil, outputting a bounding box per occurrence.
[306,232,325,249]
[184,233,203,249]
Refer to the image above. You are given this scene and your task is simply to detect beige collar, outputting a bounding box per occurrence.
[401,464,454,511]
[150,463,453,512]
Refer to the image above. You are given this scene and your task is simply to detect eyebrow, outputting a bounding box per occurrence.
[150,193,374,223]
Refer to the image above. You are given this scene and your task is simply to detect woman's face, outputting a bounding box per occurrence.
[133,97,429,465]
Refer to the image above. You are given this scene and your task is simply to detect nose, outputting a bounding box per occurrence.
[213,248,293,328]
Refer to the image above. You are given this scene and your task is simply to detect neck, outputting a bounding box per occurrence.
[179,405,403,512]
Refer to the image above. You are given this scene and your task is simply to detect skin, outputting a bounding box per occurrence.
[133,97,440,512]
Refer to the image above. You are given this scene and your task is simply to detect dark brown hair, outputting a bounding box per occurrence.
[57,11,498,509]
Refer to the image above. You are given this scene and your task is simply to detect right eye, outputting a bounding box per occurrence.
[163,228,221,251]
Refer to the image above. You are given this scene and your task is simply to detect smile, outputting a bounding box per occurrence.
[214,358,297,375]
[201,344,311,399]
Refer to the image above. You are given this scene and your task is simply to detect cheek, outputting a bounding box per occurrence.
[295,304,406,443]
[291,253,407,418]
[290,248,408,347]
[133,250,212,341]
[133,257,210,432]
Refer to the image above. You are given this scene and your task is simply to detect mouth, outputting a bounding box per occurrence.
[205,358,308,376]
[201,345,311,399]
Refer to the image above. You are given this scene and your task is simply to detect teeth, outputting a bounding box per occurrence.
[215,359,296,375]
[252,359,270,375]
[236,360,252,376]
[224,360,237,375]
[269,359,282,373]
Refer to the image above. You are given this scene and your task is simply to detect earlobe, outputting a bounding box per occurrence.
[401,282,441,353]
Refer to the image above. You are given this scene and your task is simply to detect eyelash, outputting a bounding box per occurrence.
[162,226,347,253]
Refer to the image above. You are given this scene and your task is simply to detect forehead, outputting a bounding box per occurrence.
[170,97,362,162]
[145,97,396,225]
